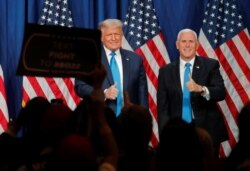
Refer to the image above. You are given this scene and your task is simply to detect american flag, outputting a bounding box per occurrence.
[123,0,170,147]
[197,0,250,157]
[22,0,81,110]
[0,65,9,133]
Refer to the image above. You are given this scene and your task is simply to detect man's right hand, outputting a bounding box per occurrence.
[104,83,119,100]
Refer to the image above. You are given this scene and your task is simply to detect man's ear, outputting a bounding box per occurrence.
[176,41,179,50]
[196,41,200,50]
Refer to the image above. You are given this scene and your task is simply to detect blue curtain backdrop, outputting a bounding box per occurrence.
[1,0,250,119]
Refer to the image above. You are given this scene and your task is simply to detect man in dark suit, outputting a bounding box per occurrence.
[74,19,148,116]
[157,28,228,157]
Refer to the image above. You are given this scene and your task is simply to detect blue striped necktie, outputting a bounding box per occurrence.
[110,52,122,116]
[182,62,192,123]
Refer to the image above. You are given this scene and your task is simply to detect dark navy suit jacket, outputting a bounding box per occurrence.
[75,46,148,113]
[157,56,228,146]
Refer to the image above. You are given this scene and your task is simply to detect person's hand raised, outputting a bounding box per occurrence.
[121,91,134,114]
[104,83,119,100]
[186,74,203,93]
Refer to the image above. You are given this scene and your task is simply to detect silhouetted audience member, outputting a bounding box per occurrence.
[196,127,226,171]
[39,102,73,146]
[68,98,90,136]
[0,96,51,171]
[56,64,118,171]
[224,103,250,171]
[196,127,214,158]
[87,64,119,171]
[18,98,73,171]
[117,92,155,171]
[1,64,119,171]
[18,96,51,140]
[49,133,98,171]
[0,108,26,171]
[69,96,120,164]
[156,117,203,171]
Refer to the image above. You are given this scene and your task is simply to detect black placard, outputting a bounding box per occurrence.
[17,23,101,78]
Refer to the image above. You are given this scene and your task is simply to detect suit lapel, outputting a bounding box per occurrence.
[173,61,182,94]
[192,57,202,83]
[101,48,131,90]
[121,50,130,91]
[101,48,113,85]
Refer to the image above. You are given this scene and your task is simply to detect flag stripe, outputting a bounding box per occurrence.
[198,0,250,156]
[196,44,209,58]
[198,32,240,156]
[36,78,55,99]
[148,92,159,144]
[54,78,80,109]
[215,47,249,104]
[136,47,159,142]
[157,32,170,63]
[22,0,80,110]
[123,0,170,146]
[148,89,158,119]
[238,30,250,54]
[45,78,67,103]
[219,97,238,142]
[222,42,250,102]
[0,93,8,128]
[146,74,158,118]
[136,47,158,89]
[0,75,6,99]
[226,40,250,82]
[146,35,168,67]
[221,141,231,157]
[27,77,46,97]
[200,36,244,156]
[0,65,9,133]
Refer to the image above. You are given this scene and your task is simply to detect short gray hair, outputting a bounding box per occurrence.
[98,19,123,32]
[177,28,198,41]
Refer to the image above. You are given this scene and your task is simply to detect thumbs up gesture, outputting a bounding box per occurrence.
[104,83,119,100]
[186,74,203,93]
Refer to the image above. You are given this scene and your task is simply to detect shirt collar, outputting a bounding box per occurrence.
[180,57,195,68]
[103,46,121,57]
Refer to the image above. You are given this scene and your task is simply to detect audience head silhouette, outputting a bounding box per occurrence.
[157,117,203,171]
